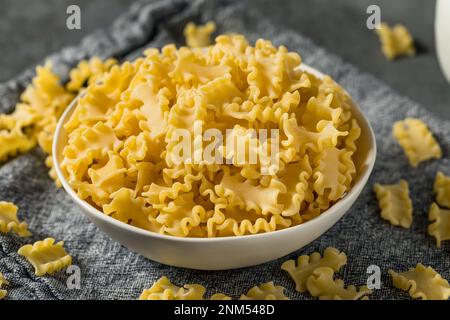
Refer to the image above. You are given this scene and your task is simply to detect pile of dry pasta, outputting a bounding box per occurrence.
[60,34,361,237]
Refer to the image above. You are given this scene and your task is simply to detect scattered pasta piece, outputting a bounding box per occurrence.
[0,201,31,237]
[428,202,450,247]
[240,282,289,300]
[0,127,36,163]
[306,267,372,300]
[281,247,347,292]
[61,34,362,238]
[393,118,442,167]
[375,23,415,60]
[0,272,8,300]
[434,171,450,208]
[389,263,450,300]
[183,21,216,48]
[373,180,413,228]
[139,276,230,300]
[18,238,72,276]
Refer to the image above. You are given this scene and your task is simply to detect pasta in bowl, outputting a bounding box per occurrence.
[53,35,376,270]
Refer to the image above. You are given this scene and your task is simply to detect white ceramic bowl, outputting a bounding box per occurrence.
[53,65,376,270]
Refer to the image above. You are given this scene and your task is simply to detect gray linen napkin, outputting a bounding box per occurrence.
[0,0,449,300]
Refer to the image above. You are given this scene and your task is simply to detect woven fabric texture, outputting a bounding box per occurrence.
[0,0,449,300]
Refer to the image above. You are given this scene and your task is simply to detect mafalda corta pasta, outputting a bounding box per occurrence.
[389,263,450,300]
[18,238,72,276]
[393,118,442,168]
[373,180,413,228]
[434,171,450,208]
[428,203,450,247]
[0,272,8,300]
[183,21,216,48]
[61,34,361,238]
[140,276,230,300]
[0,201,32,238]
[375,23,415,60]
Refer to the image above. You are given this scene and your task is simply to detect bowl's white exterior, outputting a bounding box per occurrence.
[436,0,450,84]
[53,65,376,270]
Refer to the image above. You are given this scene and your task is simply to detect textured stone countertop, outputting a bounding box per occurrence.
[0,0,448,119]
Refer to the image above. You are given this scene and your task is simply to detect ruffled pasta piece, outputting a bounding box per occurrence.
[169,48,230,85]
[247,41,303,102]
[18,238,72,276]
[0,126,36,163]
[139,276,230,300]
[144,167,203,207]
[373,180,413,228]
[240,282,289,300]
[306,267,372,300]
[344,119,361,153]
[103,188,160,232]
[393,118,442,167]
[183,21,216,48]
[376,23,415,60]
[0,272,8,300]
[62,122,123,182]
[207,205,292,237]
[434,171,450,208]
[0,201,31,237]
[215,167,284,215]
[313,147,355,201]
[389,263,450,300]
[281,115,348,156]
[428,202,450,247]
[67,57,117,91]
[154,193,210,237]
[281,247,347,292]
[278,156,313,216]
[73,151,127,207]
[0,273,7,300]
[132,83,170,140]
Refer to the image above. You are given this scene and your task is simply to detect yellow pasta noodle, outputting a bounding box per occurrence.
[139,276,230,300]
[428,202,450,247]
[0,201,31,237]
[0,126,36,163]
[240,282,289,300]
[434,171,450,208]
[61,34,361,238]
[389,263,450,300]
[393,118,442,167]
[375,23,415,60]
[0,272,8,300]
[373,180,413,228]
[183,21,216,48]
[306,267,372,300]
[18,238,72,276]
[67,57,117,91]
[281,247,347,292]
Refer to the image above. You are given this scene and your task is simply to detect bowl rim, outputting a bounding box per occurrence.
[53,63,377,243]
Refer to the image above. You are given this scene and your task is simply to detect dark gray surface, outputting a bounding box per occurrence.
[0,0,449,119]
[1,0,450,300]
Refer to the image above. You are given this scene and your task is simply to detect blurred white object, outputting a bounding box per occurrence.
[436,0,450,83]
